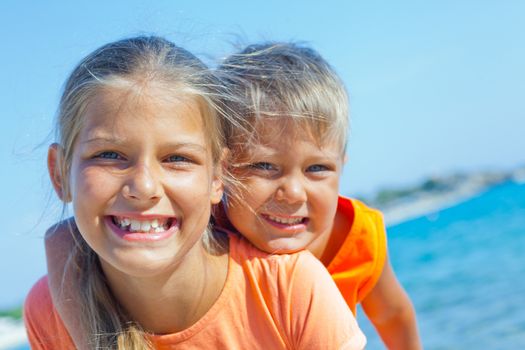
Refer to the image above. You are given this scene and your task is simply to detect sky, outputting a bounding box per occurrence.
[1,0,524,308]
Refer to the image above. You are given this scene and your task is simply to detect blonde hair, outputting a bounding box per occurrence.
[54,36,230,349]
[217,42,349,155]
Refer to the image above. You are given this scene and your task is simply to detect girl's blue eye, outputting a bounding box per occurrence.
[95,151,121,160]
[250,162,275,171]
[307,164,329,172]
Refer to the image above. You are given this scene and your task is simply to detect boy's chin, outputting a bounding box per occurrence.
[256,235,312,254]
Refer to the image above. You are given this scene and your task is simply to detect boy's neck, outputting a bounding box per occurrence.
[307,208,352,266]
[100,240,229,334]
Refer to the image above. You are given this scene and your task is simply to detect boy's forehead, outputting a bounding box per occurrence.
[232,117,342,157]
[254,117,332,145]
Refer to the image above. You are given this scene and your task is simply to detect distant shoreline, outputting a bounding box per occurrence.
[381,182,488,227]
[369,166,525,227]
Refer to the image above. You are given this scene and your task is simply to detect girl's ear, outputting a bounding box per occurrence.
[48,143,70,202]
[210,148,229,205]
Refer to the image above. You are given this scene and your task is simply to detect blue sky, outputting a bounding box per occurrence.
[1,0,524,308]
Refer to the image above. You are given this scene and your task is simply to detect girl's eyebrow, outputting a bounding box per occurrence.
[81,137,207,152]
[81,136,126,145]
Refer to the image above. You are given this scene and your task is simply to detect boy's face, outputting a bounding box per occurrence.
[225,119,344,253]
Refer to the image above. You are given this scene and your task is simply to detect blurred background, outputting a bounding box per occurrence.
[1,1,524,349]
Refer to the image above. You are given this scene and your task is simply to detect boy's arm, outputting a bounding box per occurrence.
[45,219,90,350]
[360,254,422,350]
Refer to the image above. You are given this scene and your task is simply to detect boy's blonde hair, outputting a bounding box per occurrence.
[217,42,349,155]
[54,36,230,349]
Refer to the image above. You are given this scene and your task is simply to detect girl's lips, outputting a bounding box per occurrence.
[105,216,178,242]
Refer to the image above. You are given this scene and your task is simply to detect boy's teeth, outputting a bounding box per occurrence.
[130,220,141,231]
[267,215,303,225]
[140,221,151,232]
[113,216,171,233]
[151,219,159,228]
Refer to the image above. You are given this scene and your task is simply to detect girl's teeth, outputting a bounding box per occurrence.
[113,216,173,233]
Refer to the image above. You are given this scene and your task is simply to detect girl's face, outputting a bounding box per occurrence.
[225,119,343,253]
[51,85,223,277]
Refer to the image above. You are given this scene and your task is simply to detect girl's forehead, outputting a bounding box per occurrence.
[78,86,206,140]
[90,84,195,113]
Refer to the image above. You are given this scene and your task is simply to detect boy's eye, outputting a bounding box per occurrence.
[307,164,329,172]
[94,151,122,160]
[165,155,190,163]
[249,162,276,171]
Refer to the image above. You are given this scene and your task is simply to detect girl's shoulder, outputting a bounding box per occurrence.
[224,228,318,266]
[223,229,331,292]
[223,231,366,349]
[24,276,52,318]
[24,276,76,349]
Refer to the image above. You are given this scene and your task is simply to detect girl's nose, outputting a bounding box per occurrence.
[275,174,307,204]
[122,164,162,202]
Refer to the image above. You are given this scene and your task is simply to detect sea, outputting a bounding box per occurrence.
[2,181,524,349]
[359,180,525,349]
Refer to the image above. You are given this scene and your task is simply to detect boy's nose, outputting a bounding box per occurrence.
[275,175,307,204]
[122,163,162,202]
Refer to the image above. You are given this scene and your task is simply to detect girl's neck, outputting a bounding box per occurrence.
[100,239,229,334]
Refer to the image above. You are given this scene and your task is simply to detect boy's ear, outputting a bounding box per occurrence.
[210,148,229,205]
[48,143,70,202]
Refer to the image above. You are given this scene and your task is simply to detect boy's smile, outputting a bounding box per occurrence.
[225,119,344,254]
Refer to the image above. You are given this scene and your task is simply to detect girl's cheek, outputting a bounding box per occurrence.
[72,167,118,200]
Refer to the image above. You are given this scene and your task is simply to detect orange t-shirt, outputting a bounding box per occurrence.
[24,233,366,349]
[326,197,388,314]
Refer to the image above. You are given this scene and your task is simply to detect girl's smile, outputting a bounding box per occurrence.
[106,215,178,242]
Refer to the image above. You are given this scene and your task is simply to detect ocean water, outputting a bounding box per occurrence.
[359,181,525,349]
[4,181,525,350]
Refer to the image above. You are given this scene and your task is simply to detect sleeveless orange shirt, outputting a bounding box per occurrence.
[326,197,388,314]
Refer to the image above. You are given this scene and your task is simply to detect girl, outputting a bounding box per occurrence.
[24,36,365,349]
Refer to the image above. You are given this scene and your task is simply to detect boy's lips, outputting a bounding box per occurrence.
[260,213,309,231]
[105,215,178,242]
